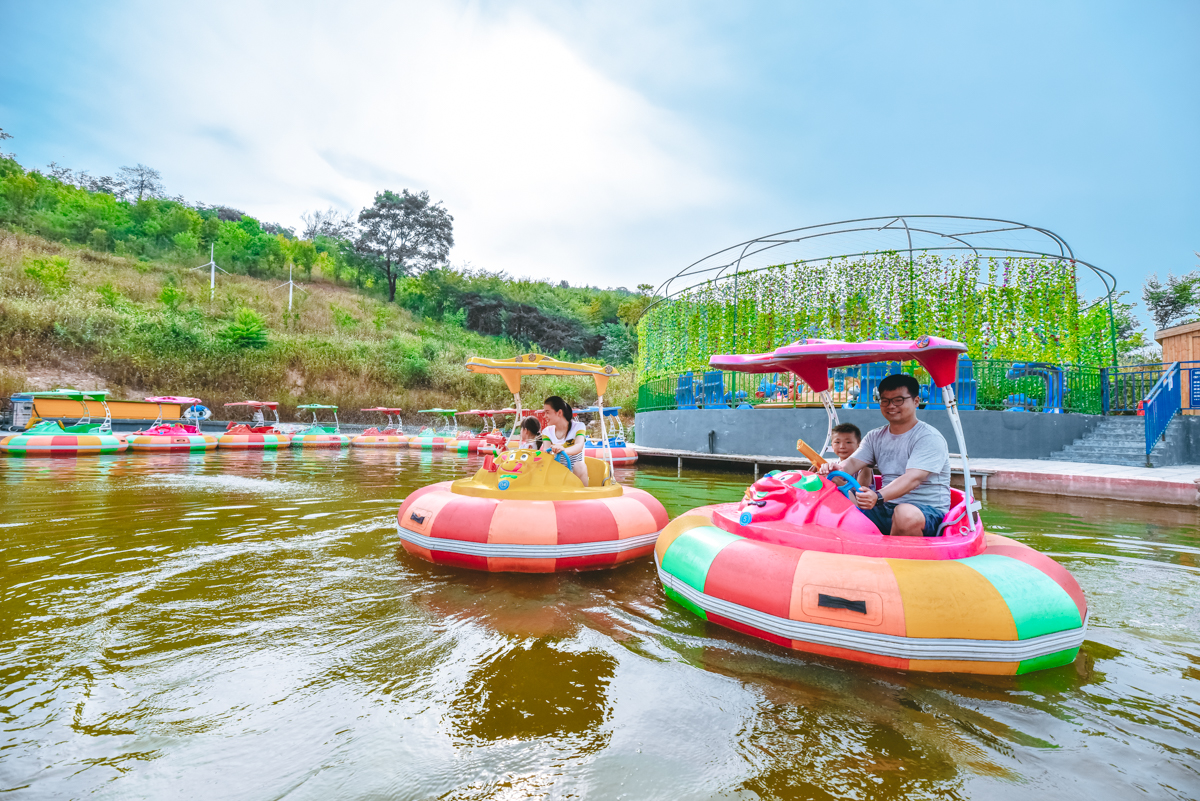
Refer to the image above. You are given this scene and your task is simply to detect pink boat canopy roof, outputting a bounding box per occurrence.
[361,407,403,413]
[145,396,201,404]
[709,336,968,392]
[224,401,280,409]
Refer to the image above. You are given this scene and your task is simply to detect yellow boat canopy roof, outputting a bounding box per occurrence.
[464,354,618,395]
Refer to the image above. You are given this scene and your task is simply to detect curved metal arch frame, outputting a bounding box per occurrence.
[639,215,1118,365]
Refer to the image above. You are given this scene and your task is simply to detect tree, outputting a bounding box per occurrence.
[357,189,454,302]
[117,163,164,201]
[0,127,13,159]
[1143,264,1200,331]
[617,283,656,325]
[301,207,356,240]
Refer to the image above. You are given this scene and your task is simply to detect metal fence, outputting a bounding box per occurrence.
[1143,363,1182,462]
[637,360,1113,415]
[638,360,1200,416]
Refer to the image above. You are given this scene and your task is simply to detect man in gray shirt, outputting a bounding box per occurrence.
[818,373,952,536]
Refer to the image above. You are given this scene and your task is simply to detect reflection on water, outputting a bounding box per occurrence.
[0,451,1197,800]
[452,641,616,742]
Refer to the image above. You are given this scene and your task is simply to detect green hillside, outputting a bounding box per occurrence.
[0,152,643,422]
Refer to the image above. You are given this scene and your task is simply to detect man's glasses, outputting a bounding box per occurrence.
[879,395,914,408]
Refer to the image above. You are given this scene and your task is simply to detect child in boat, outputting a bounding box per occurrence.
[830,423,875,489]
[518,416,543,448]
[541,395,590,485]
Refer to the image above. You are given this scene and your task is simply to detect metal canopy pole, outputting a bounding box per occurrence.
[818,388,841,457]
[597,396,615,484]
[942,384,982,530]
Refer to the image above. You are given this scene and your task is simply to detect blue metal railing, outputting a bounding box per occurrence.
[1143,363,1181,465]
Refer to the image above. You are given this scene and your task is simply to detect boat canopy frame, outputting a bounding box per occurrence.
[226,401,282,426]
[144,396,203,430]
[362,407,404,430]
[418,408,459,437]
[27,389,114,433]
[297,403,340,431]
[464,354,620,482]
[710,336,981,531]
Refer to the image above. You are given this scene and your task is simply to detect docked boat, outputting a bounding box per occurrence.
[397,354,666,572]
[579,406,637,465]
[0,389,127,456]
[654,337,1087,675]
[290,404,351,448]
[449,410,508,454]
[127,397,218,452]
[218,401,293,449]
[352,407,408,447]
[407,409,459,450]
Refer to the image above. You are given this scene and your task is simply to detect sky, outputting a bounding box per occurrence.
[1,0,1196,321]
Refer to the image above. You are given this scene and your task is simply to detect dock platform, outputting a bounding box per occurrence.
[632,446,1200,506]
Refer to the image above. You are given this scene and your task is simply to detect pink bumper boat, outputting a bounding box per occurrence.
[655,337,1087,675]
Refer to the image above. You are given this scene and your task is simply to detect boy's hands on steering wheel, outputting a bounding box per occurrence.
[817,460,839,476]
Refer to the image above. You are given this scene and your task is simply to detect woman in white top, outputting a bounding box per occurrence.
[541,396,590,486]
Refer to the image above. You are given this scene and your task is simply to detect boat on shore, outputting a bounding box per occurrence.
[407,409,459,450]
[0,389,127,456]
[218,401,293,450]
[578,406,637,465]
[127,397,218,452]
[352,408,408,448]
[291,404,352,448]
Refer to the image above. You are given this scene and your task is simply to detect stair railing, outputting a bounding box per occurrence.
[1143,362,1180,467]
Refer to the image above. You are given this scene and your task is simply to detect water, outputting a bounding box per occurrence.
[1,451,1197,800]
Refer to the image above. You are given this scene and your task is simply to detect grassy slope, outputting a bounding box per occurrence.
[0,231,637,423]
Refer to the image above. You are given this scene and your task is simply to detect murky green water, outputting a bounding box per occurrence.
[1,451,1198,800]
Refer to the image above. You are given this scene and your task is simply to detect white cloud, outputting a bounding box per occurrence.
[90,0,740,286]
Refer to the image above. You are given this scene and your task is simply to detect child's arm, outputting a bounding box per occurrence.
[856,466,876,489]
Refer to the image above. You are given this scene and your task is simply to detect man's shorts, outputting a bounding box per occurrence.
[861,501,945,537]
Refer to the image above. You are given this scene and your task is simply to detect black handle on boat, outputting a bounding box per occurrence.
[818,593,867,614]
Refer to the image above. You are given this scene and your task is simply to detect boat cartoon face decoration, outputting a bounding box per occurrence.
[485,448,579,491]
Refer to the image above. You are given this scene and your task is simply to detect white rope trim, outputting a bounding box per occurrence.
[656,556,1086,662]
[397,525,660,559]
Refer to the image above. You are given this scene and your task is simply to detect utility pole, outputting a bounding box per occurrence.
[274,262,306,314]
[193,243,228,301]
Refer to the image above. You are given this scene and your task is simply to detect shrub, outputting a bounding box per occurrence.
[219,307,269,349]
[24,256,70,296]
[331,304,357,330]
[97,282,125,308]
[159,279,187,312]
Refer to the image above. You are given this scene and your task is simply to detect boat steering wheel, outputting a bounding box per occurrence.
[826,470,864,500]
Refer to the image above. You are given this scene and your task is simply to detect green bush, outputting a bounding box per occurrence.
[24,256,70,296]
[219,307,269,349]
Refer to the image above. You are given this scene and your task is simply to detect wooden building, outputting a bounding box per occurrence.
[1154,320,1200,415]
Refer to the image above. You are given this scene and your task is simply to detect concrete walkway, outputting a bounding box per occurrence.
[633,445,1200,507]
[953,457,1200,507]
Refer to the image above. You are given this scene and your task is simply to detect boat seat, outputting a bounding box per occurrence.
[584,456,612,487]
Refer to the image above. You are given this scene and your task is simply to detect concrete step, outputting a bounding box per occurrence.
[1039,413,1180,467]
[1045,453,1148,467]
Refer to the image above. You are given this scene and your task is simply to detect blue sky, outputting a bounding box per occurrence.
[1,1,1196,326]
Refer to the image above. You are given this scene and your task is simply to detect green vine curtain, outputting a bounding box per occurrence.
[637,253,1112,379]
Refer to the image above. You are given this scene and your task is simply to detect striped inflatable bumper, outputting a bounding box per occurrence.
[1,433,127,456]
[127,433,219,452]
[291,434,352,448]
[351,434,409,448]
[217,433,292,450]
[407,436,453,451]
[655,512,1088,675]
[584,446,638,465]
[397,481,669,572]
